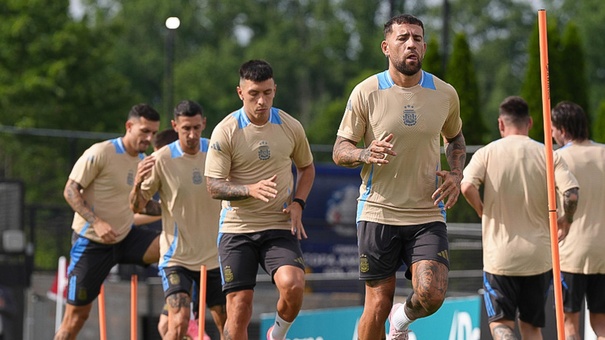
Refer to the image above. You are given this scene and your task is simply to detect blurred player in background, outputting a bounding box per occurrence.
[130,100,226,340]
[55,104,161,340]
[551,101,605,340]
[462,96,579,340]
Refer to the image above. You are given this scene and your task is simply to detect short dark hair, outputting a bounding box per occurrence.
[499,96,530,126]
[152,128,179,150]
[173,100,203,120]
[552,101,589,141]
[128,103,160,122]
[239,59,273,82]
[384,14,425,38]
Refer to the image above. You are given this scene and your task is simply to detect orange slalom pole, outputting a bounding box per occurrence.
[98,284,107,340]
[131,274,138,340]
[199,265,207,340]
[538,9,565,340]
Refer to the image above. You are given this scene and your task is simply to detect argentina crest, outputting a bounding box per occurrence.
[258,140,270,160]
[192,168,203,185]
[402,104,417,126]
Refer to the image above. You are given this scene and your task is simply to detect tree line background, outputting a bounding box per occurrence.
[2,0,605,211]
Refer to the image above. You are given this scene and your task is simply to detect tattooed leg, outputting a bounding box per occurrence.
[406,260,448,320]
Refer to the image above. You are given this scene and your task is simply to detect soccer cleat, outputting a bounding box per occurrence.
[388,303,409,340]
[266,325,274,340]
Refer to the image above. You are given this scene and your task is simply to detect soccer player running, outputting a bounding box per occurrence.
[332,14,466,340]
[461,96,579,340]
[54,104,161,340]
[551,101,605,340]
[130,100,227,340]
[205,59,315,340]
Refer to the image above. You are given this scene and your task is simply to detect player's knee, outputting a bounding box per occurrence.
[71,308,91,324]
[416,292,445,316]
[276,275,305,301]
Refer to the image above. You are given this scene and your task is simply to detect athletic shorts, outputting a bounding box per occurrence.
[483,271,552,327]
[356,221,450,280]
[218,230,305,294]
[562,272,605,313]
[66,227,158,306]
[160,266,225,310]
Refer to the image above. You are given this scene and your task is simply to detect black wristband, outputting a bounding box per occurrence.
[292,198,306,210]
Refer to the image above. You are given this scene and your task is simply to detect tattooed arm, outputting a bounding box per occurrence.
[64,179,97,225]
[557,187,579,241]
[64,179,117,243]
[206,175,278,203]
[432,131,467,209]
[332,134,396,168]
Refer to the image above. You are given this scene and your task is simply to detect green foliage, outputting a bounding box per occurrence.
[592,101,605,143]
[449,0,535,139]
[554,0,605,123]
[445,33,486,145]
[521,17,564,142]
[423,37,443,79]
[307,69,377,147]
[559,21,590,121]
[0,0,133,202]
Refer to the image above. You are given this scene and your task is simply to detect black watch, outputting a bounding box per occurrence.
[292,198,306,210]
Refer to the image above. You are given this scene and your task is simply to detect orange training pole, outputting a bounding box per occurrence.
[131,274,138,340]
[98,284,107,340]
[538,9,565,340]
[199,265,207,340]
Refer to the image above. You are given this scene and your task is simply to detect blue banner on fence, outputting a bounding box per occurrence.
[260,295,481,340]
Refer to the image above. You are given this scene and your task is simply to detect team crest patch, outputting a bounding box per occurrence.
[403,105,417,126]
[359,254,370,273]
[192,168,202,185]
[127,169,135,186]
[223,266,234,283]
[168,273,180,285]
[77,288,88,301]
[258,141,270,161]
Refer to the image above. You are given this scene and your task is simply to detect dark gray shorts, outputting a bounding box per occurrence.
[218,230,305,294]
[562,272,605,313]
[66,227,158,306]
[160,266,225,315]
[483,271,552,327]
[356,221,450,280]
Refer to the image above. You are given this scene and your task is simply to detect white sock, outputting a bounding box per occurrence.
[270,313,293,340]
[392,302,413,331]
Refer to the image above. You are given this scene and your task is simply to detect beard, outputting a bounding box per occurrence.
[393,58,423,76]
[137,141,151,153]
